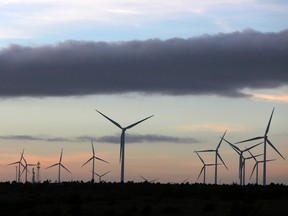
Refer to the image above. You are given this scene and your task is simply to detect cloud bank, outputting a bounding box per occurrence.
[0,134,198,144]
[1,29,288,97]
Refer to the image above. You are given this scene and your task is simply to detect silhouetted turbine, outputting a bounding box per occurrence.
[7,149,25,183]
[236,108,285,186]
[195,151,220,184]
[247,149,276,184]
[96,110,153,183]
[196,131,228,185]
[140,175,159,183]
[21,157,36,182]
[92,170,111,183]
[46,148,71,183]
[82,140,109,182]
[224,138,262,185]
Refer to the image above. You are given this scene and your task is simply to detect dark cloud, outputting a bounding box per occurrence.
[1,29,287,97]
[0,134,198,144]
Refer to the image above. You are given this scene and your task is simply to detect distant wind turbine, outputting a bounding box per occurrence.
[7,149,25,183]
[236,108,285,186]
[46,148,71,183]
[140,175,159,183]
[96,110,154,183]
[247,149,276,184]
[195,151,220,184]
[82,140,109,182]
[224,138,262,185]
[196,131,228,185]
[92,170,111,183]
[21,157,36,182]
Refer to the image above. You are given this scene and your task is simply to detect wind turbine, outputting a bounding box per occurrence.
[7,149,25,183]
[195,151,219,184]
[236,108,285,185]
[46,148,71,183]
[92,170,111,183]
[196,131,228,185]
[96,110,154,183]
[82,140,109,182]
[247,149,276,184]
[223,138,262,185]
[140,175,159,183]
[21,157,36,182]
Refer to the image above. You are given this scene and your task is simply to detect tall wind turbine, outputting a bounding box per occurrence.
[96,110,154,183]
[82,140,109,182]
[195,151,219,184]
[46,149,71,183]
[224,139,262,185]
[247,149,276,184]
[236,108,285,185]
[7,149,25,183]
[196,131,228,185]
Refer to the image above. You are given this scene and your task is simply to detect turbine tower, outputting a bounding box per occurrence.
[196,131,228,185]
[46,149,71,183]
[224,138,262,185]
[195,151,219,184]
[96,110,153,183]
[36,161,41,183]
[7,149,25,183]
[236,108,285,185]
[82,140,109,182]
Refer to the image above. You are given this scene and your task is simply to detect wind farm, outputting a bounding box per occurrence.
[0,105,287,216]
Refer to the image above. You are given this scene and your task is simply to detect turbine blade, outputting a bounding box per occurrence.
[197,166,204,182]
[216,130,227,149]
[7,161,19,166]
[91,170,101,177]
[81,157,93,167]
[20,166,27,176]
[140,175,148,181]
[61,164,72,174]
[267,139,285,160]
[196,150,215,153]
[20,149,25,161]
[95,156,109,164]
[265,108,274,136]
[96,110,122,129]
[236,136,264,144]
[217,153,228,170]
[249,163,257,180]
[22,157,27,165]
[125,115,154,130]
[91,140,95,156]
[101,170,111,177]
[46,163,59,169]
[223,138,241,153]
[60,148,63,163]
[195,151,205,164]
[244,142,263,151]
[150,178,158,183]
[246,149,257,162]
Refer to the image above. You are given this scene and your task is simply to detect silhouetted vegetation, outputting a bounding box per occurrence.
[0,182,287,215]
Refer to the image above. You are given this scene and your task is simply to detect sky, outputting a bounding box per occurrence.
[0,0,287,184]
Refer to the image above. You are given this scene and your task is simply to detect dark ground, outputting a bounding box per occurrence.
[0,181,288,216]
